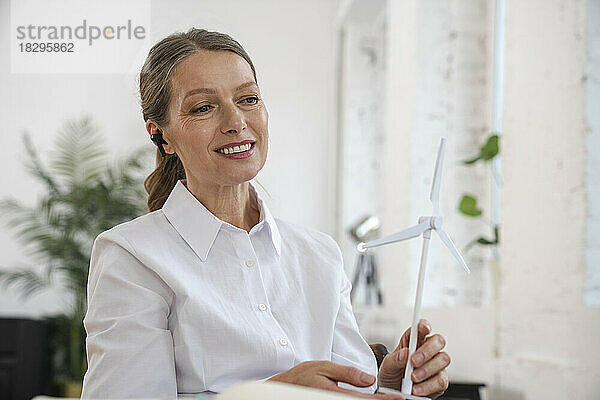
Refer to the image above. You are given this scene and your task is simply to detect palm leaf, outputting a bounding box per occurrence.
[0,268,51,298]
[22,133,63,198]
[48,117,107,188]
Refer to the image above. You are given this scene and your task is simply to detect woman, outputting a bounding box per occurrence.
[81,28,450,399]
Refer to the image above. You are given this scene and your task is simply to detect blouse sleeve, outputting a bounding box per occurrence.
[330,241,379,394]
[81,231,177,399]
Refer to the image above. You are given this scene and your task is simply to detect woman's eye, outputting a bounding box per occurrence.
[192,105,212,113]
[242,96,259,105]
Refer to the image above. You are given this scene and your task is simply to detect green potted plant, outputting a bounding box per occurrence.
[458,134,500,251]
[0,117,150,397]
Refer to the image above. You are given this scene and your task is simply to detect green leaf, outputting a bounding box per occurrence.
[48,117,107,188]
[481,134,499,161]
[463,134,500,165]
[0,269,50,299]
[463,224,500,253]
[22,133,63,198]
[458,194,483,217]
[463,156,480,165]
[476,237,496,245]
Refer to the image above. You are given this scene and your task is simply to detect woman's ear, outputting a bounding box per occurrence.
[146,120,175,155]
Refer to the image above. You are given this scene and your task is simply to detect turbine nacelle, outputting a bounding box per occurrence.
[418,216,443,230]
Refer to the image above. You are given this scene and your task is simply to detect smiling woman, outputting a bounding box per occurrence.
[144,48,269,232]
[80,28,451,400]
[140,29,263,216]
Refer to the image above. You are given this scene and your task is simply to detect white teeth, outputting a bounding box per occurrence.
[217,143,252,154]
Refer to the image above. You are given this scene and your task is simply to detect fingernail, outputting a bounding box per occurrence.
[397,349,406,363]
[412,369,425,381]
[413,353,424,366]
[361,373,375,385]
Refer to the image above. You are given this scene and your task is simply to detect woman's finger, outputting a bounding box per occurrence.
[410,334,446,368]
[411,352,451,383]
[317,363,405,399]
[397,319,432,349]
[319,362,376,388]
[378,347,408,388]
[411,370,449,398]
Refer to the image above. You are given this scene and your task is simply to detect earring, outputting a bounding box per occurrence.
[150,131,169,157]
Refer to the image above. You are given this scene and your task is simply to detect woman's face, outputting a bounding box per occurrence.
[158,49,269,188]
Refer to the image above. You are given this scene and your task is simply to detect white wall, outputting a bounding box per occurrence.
[337,1,387,306]
[497,0,600,399]
[0,0,340,317]
[585,0,600,305]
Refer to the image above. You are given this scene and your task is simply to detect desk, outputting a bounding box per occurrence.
[33,382,366,400]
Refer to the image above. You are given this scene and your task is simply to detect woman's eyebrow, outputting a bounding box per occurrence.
[183,81,258,101]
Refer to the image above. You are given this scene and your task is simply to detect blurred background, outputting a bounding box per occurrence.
[1,0,598,399]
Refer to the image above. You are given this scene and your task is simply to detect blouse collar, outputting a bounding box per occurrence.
[162,179,281,262]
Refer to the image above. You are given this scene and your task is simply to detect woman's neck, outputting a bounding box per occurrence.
[183,178,260,233]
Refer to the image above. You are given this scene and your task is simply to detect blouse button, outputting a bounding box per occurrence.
[279,338,288,347]
[245,259,255,268]
[258,303,267,311]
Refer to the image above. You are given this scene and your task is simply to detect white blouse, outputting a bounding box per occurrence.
[81,179,377,399]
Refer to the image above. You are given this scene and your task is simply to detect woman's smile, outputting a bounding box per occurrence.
[214,141,256,159]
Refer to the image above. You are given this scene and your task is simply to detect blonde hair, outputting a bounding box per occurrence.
[139,28,258,212]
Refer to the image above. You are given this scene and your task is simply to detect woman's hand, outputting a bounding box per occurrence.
[267,360,405,399]
[377,319,450,399]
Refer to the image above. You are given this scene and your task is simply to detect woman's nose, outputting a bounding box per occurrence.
[220,103,247,135]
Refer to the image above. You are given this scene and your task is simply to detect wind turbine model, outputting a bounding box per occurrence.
[358,138,471,400]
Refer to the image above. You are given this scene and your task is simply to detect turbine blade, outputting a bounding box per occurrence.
[430,138,446,216]
[362,222,430,249]
[435,229,471,274]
